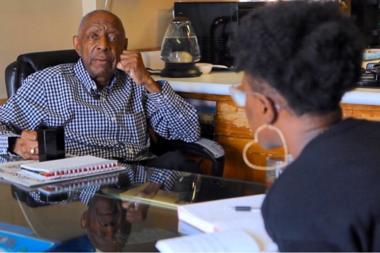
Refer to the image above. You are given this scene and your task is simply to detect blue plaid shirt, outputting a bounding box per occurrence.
[0,60,200,160]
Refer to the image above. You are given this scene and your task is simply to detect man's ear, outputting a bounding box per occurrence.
[73,35,81,56]
[124,38,128,50]
[80,211,88,229]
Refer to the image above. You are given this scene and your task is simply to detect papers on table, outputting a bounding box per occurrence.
[156,230,260,253]
[156,194,277,252]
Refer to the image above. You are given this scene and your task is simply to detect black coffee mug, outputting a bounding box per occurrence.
[37,126,65,161]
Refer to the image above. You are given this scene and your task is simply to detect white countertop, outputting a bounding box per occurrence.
[153,72,242,96]
[153,72,380,106]
[143,51,380,106]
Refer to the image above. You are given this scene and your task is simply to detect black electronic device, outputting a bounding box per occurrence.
[358,62,380,87]
[351,0,380,48]
[174,1,266,67]
[37,126,65,161]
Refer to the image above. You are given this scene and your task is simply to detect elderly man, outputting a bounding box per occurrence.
[0,10,200,170]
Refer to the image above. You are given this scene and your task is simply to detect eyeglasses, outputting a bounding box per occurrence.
[229,85,256,107]
[230,84,283,111]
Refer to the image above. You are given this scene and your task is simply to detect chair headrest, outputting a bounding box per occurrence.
[17,50,80,86]
[5,49,80,98]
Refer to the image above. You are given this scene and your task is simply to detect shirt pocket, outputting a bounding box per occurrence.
[118,111,147,145]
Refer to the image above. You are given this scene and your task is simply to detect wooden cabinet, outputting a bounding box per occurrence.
[341,103,380,121]
[215,99,251,139]
[180,92,380,183]
[213,96,281,183]
[180,93,275,183]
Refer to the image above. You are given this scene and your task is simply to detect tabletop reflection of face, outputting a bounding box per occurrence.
[81,195,131,252]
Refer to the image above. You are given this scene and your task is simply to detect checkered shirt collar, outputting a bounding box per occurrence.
[74,59,123,94]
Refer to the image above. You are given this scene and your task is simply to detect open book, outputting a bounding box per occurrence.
[156,229,261,253]
[0,156,125,188]
[161,194,277,252]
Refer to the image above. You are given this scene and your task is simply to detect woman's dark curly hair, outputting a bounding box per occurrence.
[231,1,364,115]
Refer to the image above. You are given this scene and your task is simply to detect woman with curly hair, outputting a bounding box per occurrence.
[231,1,380,251]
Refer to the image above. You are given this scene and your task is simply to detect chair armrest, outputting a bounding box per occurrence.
[154,138,225,177]
[194,138,225,159]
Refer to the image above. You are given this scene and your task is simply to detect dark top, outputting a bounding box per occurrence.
[262,118,380,252]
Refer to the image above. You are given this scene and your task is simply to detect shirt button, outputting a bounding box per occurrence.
[112,117,117,122]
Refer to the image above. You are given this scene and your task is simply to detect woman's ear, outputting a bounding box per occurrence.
[256,94,278,124]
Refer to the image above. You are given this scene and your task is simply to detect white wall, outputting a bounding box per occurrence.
[0,0,174,99]
[0,0,82,98]
[109,0,173,50]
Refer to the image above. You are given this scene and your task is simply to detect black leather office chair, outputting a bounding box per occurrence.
[5,50,225,176]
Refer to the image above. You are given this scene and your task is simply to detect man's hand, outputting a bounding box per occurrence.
[123,200,149,223]
[121,182,161,223]
[13,130,39,160]
[117,50,161,93]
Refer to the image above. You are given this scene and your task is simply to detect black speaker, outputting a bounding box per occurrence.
[37,126,65,161]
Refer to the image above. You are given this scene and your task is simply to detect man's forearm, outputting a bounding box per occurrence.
[147,82,201,142]
[143,77,162,94]
[149,168,181,191]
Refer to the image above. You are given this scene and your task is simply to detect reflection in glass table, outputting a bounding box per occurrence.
[0,155,266,252]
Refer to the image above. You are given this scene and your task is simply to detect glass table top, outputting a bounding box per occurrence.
[0,155,266,252]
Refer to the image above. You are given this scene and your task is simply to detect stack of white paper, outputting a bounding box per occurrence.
[156,194,277,252]
[156,230,260,253]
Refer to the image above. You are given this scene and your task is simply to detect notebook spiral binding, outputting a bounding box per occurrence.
[41,162,119,178]
[39,173,120,195]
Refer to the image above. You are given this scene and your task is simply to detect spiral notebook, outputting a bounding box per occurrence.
[20,156,119,180]
[0,156,125,188]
